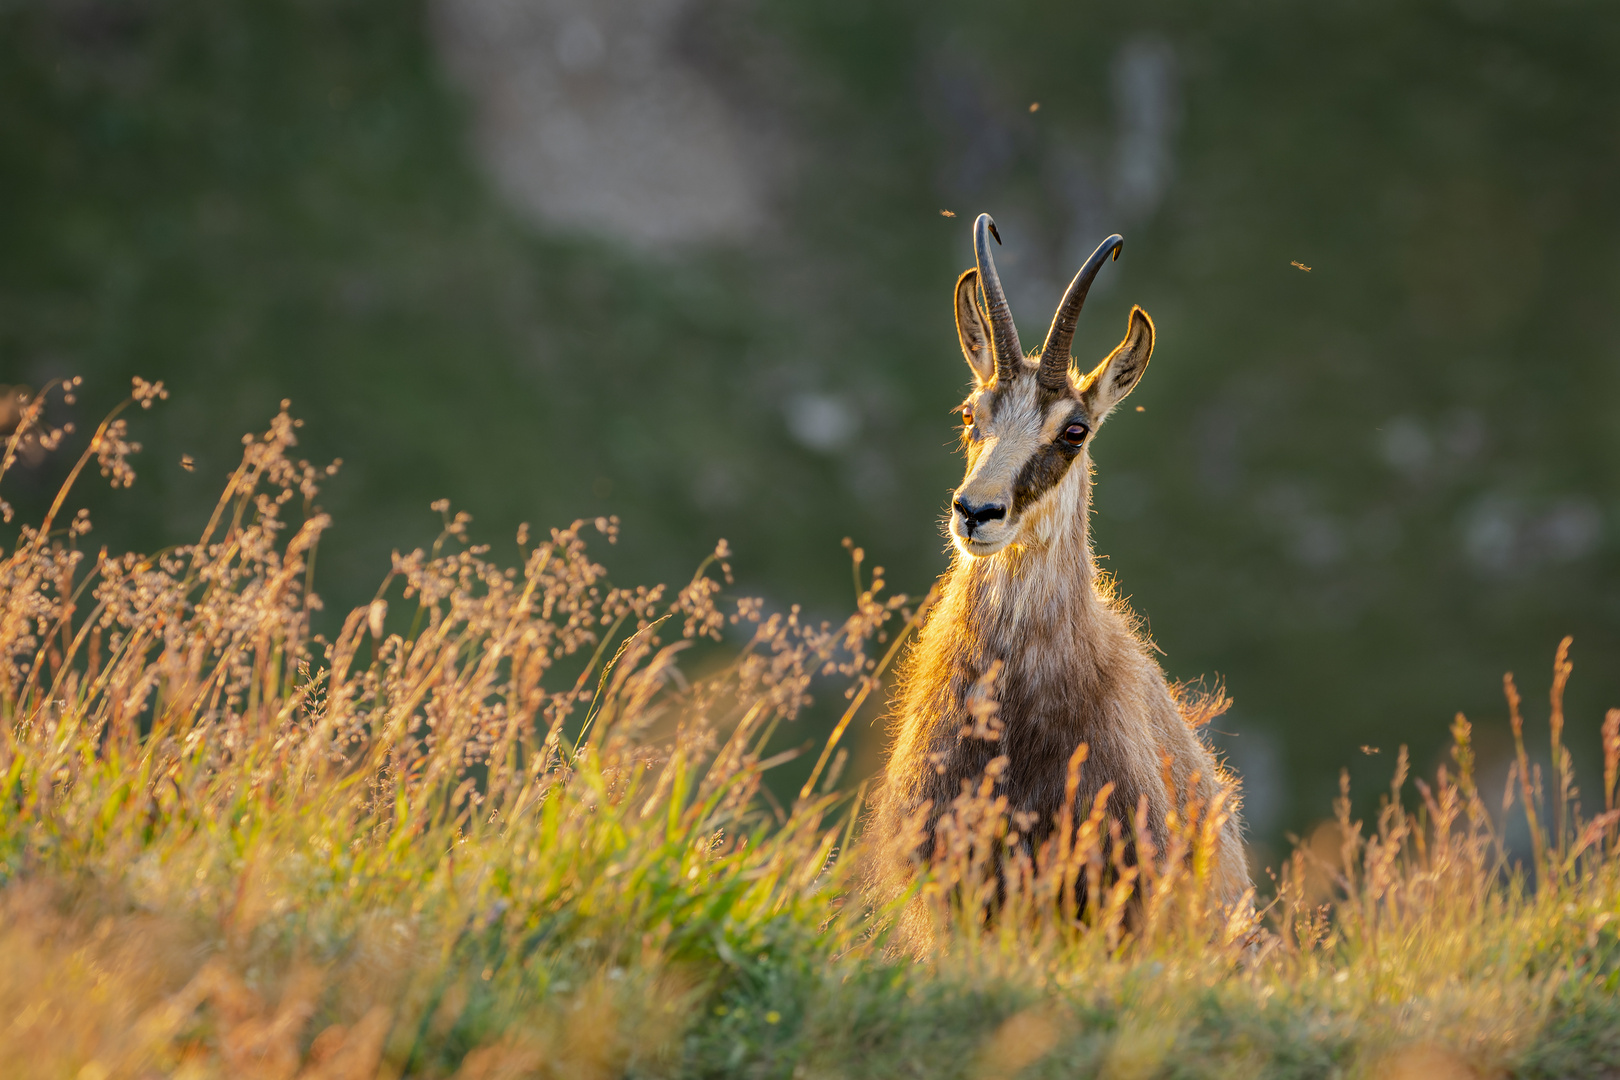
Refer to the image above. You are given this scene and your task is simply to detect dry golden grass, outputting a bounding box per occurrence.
[2,379,1618,1079]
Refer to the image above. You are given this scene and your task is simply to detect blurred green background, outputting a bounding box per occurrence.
[3,0,1617,854]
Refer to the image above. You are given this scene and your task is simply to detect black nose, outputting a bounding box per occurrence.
[953,499,1007,532]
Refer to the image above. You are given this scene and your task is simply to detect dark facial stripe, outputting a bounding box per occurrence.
[1034,375,1072,413]
[1011,439,1081,514]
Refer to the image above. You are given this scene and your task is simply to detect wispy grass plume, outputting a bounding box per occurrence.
[2,382,1618,1079]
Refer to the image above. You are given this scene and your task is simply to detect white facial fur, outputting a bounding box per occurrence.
[949,369,1086,557]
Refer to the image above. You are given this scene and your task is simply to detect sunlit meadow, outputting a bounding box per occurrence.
[2,380,1618,1079]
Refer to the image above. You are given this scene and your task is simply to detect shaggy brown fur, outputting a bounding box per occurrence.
[869,220,1246,948]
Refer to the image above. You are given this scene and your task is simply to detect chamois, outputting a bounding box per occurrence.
[870,214,1246,942]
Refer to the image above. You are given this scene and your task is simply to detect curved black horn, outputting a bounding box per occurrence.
[1037,234,1124,391]
[974,213,1024,383]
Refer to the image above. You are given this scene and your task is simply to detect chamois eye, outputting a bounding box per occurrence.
[961,407,974,426]
[1060,423,1089,447]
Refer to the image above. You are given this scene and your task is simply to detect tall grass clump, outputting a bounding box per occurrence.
[3,379,1620,1080]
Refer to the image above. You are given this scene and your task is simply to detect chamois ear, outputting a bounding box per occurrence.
[954,268,995,385]
[1080,306,1154,421]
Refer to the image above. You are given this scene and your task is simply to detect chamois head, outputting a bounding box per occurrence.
[948,213,1154,558]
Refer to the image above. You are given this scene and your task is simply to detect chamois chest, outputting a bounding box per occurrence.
[889,562,1173,858]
